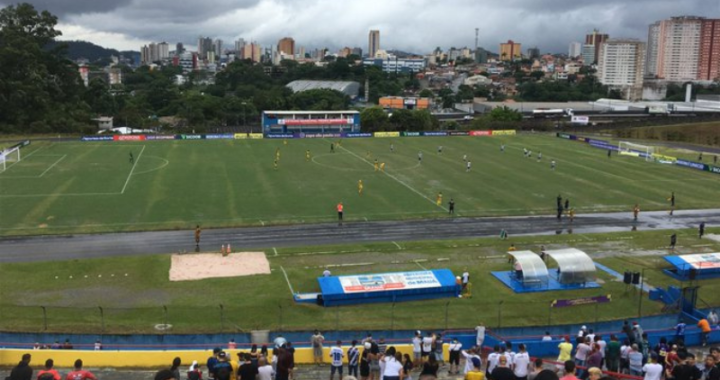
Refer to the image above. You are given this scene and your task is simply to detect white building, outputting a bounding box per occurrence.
[568,42,582,58]
[650,16,703,81]
[598,39,646,100]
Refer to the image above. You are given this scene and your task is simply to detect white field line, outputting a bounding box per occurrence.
[392,241,402,250]
[121,145,146,194]
[279,266,296,296]
[414,260,428,270]
[38,155,67,178]
[0,192,120,198]
[336,143,448,211]
[273,247,278,256]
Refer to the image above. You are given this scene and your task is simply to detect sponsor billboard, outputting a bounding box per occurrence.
[279,118,353,126]
[551,295,611,308]
[448,131,470,136]
[709,166,720,174]
[401,132,421,137]
[491,130,516,136]
[571,116,590,125]
[113,135,146,141]
[338,271,441,294]
[345,133,373,138]
[423,131,448,136]
[678,253,720,270]
[374,132,401,138]
[146,135,176,140]
[82,136,114,141]
[180,134,203,140]
[301,133,343,139]
[469,130,491,136]
[676,159,707,171]
[205,134,235,140]
[265,133,294,139]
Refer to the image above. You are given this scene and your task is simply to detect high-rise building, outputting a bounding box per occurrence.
[368,30,380,58]
[645,22,661,77]
[213,39,223,58]
[176,43,185,55]
[351,47,363,57]
[197,37,213,60]
[278,37,295,56]
[242,43,262,63]
[527,47,540,60]
[581,44,596,65]
[234,38,246,53]
[650,16,704,81]
[475,48,488,64]
[568,42,582,58]
[140,42,169,64]
[598,39,646,88]
[584,29,609,64]
[699,19,720,81]
[499,40,522,61]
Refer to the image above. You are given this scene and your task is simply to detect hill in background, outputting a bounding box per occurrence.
[46,40,139,64]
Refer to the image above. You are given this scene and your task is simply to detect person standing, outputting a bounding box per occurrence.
[642,354,663,380]
[668,192,676,216]
[605,335,621,373]
[551,160,556,170]
[449,198,455,215]
[564,199,570,213]
[466,357,484,380]
[699,318,712,347]
[10,354,32,380]
[699,222,706,239]
[633,204,640,221]
[418,151,423,163]
[412,332,422,369]
[448,338,463,375]
[312,330,326,366]
[358,180,363,196]
[390,143,394,153]
[491,356,515,380]
[514,344,531,380]
[466,161,471,172]
[436,192,443,207]
[37,359,61,380]
[421,331,434,364]
[608,149,612,158]
[336,203,343,226]
[238,353,258,380]
[670,233,677,251]
[195,225,202,248]
[348,340,359,378]
[462,269,470,292]
[306,150,311,162]
[434,334,445,367]
[257,358,274,380]
[331,143,335,153]
[65,359,97,380]
[129,152,134,164]
[329,340,344,380]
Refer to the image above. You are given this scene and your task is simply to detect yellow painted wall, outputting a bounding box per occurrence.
[0,344,423,368]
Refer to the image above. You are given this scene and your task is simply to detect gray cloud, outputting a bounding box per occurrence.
[2,0,718,53]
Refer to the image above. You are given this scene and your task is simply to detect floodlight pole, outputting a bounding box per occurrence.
[99,306,105,334]
[638,268,646,318]
[41,306,47,331]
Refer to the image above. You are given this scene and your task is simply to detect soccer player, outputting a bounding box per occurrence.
[129,152,134,164]
[306,150,311,162]
[283,139,288,145]
[337,202,343,226]
[668,192,675,215]
[564,199,570,212]
[466,161,471,172]
[551,160,556,170]
[523,148,528,157]
[374,159,379,172]
[528,150,532,158]
[380,162,385,172]
[463,154,467,162]
[501,144,505,153]
[608,149,612,158]
[194,225,201,247]
[633,204,640,221]
[358,180,363,196]
[537,152,542,161]
[274,159,278,170]
[418,151,423,163]
[390,143,395,153]
[366,151,371,159]
[331,143,334,153]
[699,222,706,238]
[438,145,443,154]
[699,152,703,161]
[275,148,281,161]
[569,208,575,223]
[449,198,455,215]
[436,192,443,206]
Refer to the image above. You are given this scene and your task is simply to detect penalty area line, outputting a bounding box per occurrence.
[38,154,67,178]
[121,145,146,194]
[279,266,296,296]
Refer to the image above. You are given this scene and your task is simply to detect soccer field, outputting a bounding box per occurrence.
[0,134,718,236]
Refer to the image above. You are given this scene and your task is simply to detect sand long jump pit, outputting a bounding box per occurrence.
[169,252,271,281]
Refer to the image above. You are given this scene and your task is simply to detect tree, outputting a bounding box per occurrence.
[388,109,414,131]
[488,106,522,122]
[419,89,434,98]
[360,106,389,132]
[288,89,349,110]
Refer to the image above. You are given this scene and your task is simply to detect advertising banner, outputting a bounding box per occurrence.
[557,133,571,139]
[651,153,677,163]
[676,159,707,171]
[146,135,176,140]
[491,130,517,136]
[374,132,401,138]
[423,131,448,137]
[679,253,720,269]
[249,133,264,139]
[206,134,235,140]
[301,133,342,139]
[345,133,373,138]
[448,131,470,136]
[469,130,491,136]
[402,132,421,137]
[709,166,720,174]
[571,116,590,125]
[81,136,114,141]
[551,295,611,308]
[114,135,146,141]
[279,118,352,126]
[338,271,441,294]
[265,133,295,139]
[180,134,204,140]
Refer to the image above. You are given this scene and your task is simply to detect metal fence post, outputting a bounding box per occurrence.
[445,302,450,330]
[219,304,224,332]
[163,305,168,333]
[41,306,47,331]
[497,301,504,329]
[98,306,104,334]
[391,303,396,331]
[278,304,283,332]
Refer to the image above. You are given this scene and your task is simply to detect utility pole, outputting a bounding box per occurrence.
[475,28,479,51]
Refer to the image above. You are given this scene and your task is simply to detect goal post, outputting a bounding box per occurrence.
[618,141,655,162]
[0,146,20,172]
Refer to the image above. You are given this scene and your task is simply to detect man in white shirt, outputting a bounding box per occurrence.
[513,344,531,380]
[475,323,486,347]
[462,269,470,292]
[382,349,403,380]
[642,354,663,380]
[487,345,501,374]
[412,331,422,367]
[329,340,344,380]
[421,332,434,364]
[542,332,553,341]
[578,325,587,339]
[461,347,482,375]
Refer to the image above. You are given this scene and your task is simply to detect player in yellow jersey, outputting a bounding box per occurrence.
[366,151,371,159]
[380,162,385,172]
[306,150,311,161]
[283,139,288,145]
[274,159,278,170]
[374,159,379,172]
[275,148,281,161]
[358,179,363,196]
[436,192,443,206]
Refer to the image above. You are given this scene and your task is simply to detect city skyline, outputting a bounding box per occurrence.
[0,0,717,54]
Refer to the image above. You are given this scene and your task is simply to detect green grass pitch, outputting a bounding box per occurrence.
[0,134,718,236]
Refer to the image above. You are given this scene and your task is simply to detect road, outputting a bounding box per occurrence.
[0,209,717,263]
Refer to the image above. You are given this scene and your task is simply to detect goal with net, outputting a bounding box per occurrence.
[0,146,20,172]
[618,141,655,162]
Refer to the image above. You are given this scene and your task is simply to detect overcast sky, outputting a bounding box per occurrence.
[2,0,718,54]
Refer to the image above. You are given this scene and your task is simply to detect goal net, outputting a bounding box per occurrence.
[618,141,655,162]
[0,147,20,172]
